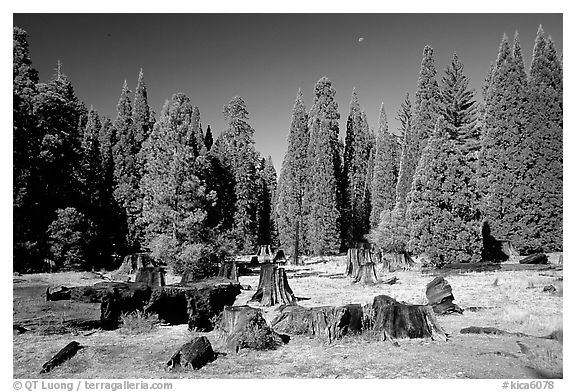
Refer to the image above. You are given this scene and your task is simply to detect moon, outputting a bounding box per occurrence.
[358,37,365,43]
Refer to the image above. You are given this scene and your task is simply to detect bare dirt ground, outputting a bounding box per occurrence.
[13,256,563,379]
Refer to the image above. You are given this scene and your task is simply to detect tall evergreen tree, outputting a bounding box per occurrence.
[204,125,213,151]
[370,103,400,228]
[523,26,563,252]
[139,93,214,273]
[213,96,260,252]
[13,26,41,269]
[112,80,141,252]
[343,89,371,245]
[396,46,440,211]
[395,93,412,150]
[189,106,206,156]
[477,34,532,253]
[406,118,481,266]
[440,52,478,151]
[276,89,309,263]
[256,156,278,247]
[304,77,341,255]
[132,69,153,148]
[80,108,103,213]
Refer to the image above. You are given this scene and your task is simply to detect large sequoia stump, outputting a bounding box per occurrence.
[167,336,216,370]
[250,263,296,306]
[218,261,238,281]
[271,304,351,342]
[135,267,165,288]
[347,248,380,283]
[256,245,273,263]
[379,252,415,272]
[519,253,549,265]
[145,279,242,331]
[370,294,447,341]
[353,263,378,284]
[426,277,463,314]
[214,305,285,353]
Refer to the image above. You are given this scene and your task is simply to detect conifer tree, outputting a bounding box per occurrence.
[190,106,206,156]
[81,108,103,212]
[204,125,213,151]
[406,118,481,266]
[112,81,141,252]
[523,26,563,252]
[276,89,309,263]
[370,103,400,228]
[343,90,371,245]
[304,77,342,255]
[396,46,440,211]
[256,156,278,247]
[440,53,478,151]
[132,69,153,148]
[477,34,532,253]
[395,93,412,151]
[139,93,214,273]
[213,96,260,252]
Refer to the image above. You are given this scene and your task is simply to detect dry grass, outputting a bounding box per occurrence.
[13,256,563,379]
[119,311,159,335]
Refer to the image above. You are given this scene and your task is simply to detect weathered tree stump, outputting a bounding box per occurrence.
[135,267,166,288]
[426,277,463,314]
[519,253,549,265]
[256,245,273,263]
[345,248,360,277]
[353,262,378,284]
[167,336,216,370]
[218,261,238,281]
[100,288,122,330]
[273,249,287,263]
[370,295,447,341]
[270,304,351,343]
[250,263,296,306]
[41,341,83,373]
[145,279,242,331]
[214,305,285,353]
[115,252,155,275]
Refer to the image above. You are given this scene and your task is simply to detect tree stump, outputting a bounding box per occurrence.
[167,336,216,370]
[519,253,549,265]
[256,245,273,263]
[214,305,284,353]
[41,341,83,373]
[353,262,378,284]
[250,263,296,306]
[273,249,287,263]
[345,248,360,277]
[271,304,351,343]
[426,277,463,314]
[218,261,238,281]
[135,267,165,288]
[100,288,122,330]
[370,295,447,341]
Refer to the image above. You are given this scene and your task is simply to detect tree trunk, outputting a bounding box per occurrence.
[41,341,82,373]
[218,261,238,281]
[370,295,447,341]
[519,253,548,265]
[425,277,463,314]
[214,305,285,353]
[250,263,296,306]
[167,336,216,370]
[346,248,359,277]
[293,221,300,265]
[135,267,166,288]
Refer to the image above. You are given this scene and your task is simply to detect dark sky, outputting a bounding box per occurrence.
[13,14,562,170]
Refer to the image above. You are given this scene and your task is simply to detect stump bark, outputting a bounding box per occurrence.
[250,263,296,306]
[346,248,379,281]
[41,341,82,373]
[519,253,549,265]
[370,295,447,341]
[426,277,463,314]
[353,262,378,284]
[135,267,166,288]
[167,336,216,370]
[270,304,351,343]
[218,261,238,281]
[256,245,273,263]
[214,305,284,353]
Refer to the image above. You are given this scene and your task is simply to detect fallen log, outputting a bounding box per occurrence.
[519,253,549,265]
[40,341,82,373]
[214,305,285,353]
[381,276,398,285]
[371,295,447,341]
[271,304,351,342]
[426,277,463,314]
[167,336,216,370]
[460,326,531,338]
[250,263,296,306]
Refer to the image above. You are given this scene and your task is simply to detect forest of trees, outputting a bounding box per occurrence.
[13,25,562,272]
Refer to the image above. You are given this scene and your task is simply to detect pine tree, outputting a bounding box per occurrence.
[370,103,400,228]
[523,26,563,252]
[80,108,103,213]
[256,156,278,247]
[343,89,371,245]
[396,46,440,211]
[395,93,412,150]
[213,96,260,252]
[304,77,341,255]
[139,93,214,273]
[276,89,309,263]
[112,80,140,252]
[132,69,153,147]
[204,125,213,151]
[189,106,206,156]
[13,26,41,270]
[477,33,532,253]
[406,118,481,266]
[440,52,478,150]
